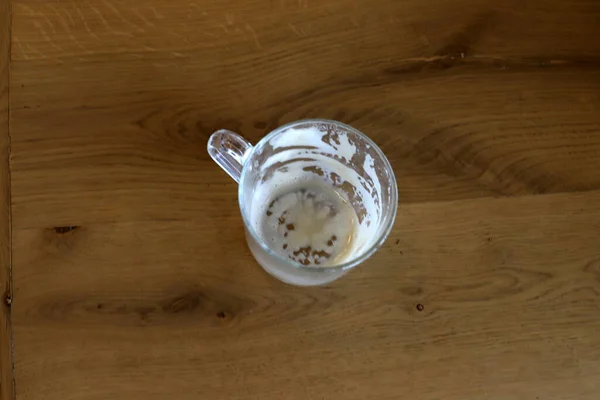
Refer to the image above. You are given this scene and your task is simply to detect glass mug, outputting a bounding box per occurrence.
[208,119,397,286]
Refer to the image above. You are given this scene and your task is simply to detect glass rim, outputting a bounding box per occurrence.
[238,118,398,273]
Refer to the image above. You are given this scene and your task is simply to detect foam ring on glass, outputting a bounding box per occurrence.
[208,119,397,286]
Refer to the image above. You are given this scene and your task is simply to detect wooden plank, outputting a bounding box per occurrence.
[9,65,600,228]
[0,0,13,398]
[10,0,600,62]
[12,190,600,400]
[9,0,600,229]
[9,0,600,399]
[9,77,600,230]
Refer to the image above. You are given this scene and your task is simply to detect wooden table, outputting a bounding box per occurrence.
[2,0,600,399]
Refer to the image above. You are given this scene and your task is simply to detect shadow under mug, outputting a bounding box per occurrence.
[208,119,397,286]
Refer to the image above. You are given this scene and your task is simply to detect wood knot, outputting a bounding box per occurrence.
[253,121,267,130]
[436,43,469,59]
[52,225,80,234]
[3,292,12,307]
[136,307,155,321]
[164,291,204,314]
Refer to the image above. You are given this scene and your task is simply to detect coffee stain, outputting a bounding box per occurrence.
[321,124,342,146]
[330,172,342,184]
[303,165,325,176]
[260,157,316,183]
[327,235,337,246]
[341,181,367,223]
[290,245,332,266]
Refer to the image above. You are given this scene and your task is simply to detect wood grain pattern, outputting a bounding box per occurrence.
[12,191,600,400]
[10,65,600,229]
[9,0,600,229]
[8,0,600,399]
[0,0,13,399]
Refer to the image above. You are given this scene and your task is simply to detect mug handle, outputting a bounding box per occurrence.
[207,130,254,183]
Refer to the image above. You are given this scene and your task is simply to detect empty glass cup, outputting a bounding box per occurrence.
[208,119,397,286]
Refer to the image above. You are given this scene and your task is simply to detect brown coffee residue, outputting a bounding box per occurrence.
[260,157,316,183]
[340,181,367,223]
[307,153,370,226]
[293,246,312,257]
[327,235,337,246]
[290,245,331,266]
[263,185,355,267]
[319,125,385,226]
[312,249,330,260]
[320,125,342,146]
[303,166,325,177]
[330,172,341,184]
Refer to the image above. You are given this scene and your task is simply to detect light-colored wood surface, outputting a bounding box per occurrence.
[0,0,13,398]
[6,0,600,399]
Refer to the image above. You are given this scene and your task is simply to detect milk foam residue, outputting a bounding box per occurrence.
[250,124,382,267]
